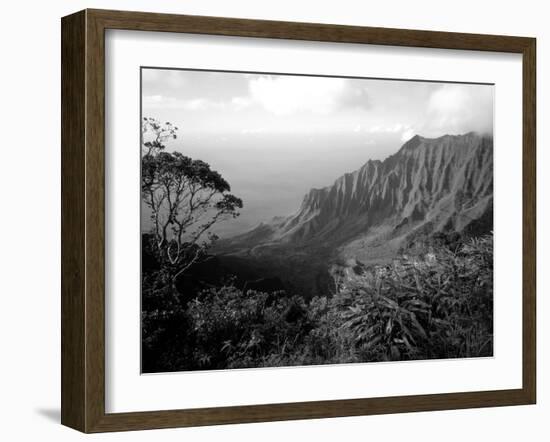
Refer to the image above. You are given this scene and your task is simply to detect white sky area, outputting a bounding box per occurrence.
[142,68,494,237]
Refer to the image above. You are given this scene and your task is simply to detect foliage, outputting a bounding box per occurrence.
[141,117,242,285]
[141,117,245,371]
[142,234,493,372]
[333,234,493,361]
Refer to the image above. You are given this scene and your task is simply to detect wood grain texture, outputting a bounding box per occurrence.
[522,38,537,403]
[89,8,532,52]
[61,8,537,433]
[61,10,86,432]
[85,9,107,432]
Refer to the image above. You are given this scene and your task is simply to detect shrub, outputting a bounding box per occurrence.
[141,234,493,371]
[187,287,312,369]
[333,234,493,361]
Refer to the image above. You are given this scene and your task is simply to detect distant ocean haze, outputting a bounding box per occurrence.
[141,130,405,238]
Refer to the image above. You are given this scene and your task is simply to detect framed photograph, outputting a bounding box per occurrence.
[61,9,536,433]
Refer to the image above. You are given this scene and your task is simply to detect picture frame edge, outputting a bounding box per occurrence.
[61,9,88,433]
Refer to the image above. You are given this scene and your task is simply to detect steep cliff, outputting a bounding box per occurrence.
[216,132,493,293]
[227,133,492,249]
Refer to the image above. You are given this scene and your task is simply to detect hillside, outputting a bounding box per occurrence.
[215,132,493,295]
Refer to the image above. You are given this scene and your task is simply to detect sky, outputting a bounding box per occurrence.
[141,68,494,238]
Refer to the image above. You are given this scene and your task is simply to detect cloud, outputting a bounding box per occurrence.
[144,94,165,103]
[231,96,253,111]
[400,128,416,142]
[358,123,413,135]
[248,76,370,116]
[338,84,371,110]
[142,95,252,112]
[248,76,343,115]
[424,84,494,136]
[241,127,265,134]
[142,69,187,95]
[353,122,416,144]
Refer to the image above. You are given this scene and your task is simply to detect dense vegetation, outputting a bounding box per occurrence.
[142,234,493,372]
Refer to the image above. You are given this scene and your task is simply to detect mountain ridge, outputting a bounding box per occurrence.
[222,132,492,248]
[215,132,493,295]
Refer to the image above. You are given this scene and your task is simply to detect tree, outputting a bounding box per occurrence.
[141,117,243,286]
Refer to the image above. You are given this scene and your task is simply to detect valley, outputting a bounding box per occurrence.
[214,132,494,296]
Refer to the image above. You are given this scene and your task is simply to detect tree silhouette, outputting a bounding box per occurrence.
[141,117,243,284]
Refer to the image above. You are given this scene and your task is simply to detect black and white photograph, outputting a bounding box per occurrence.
[140,68,494,373]
[1,0,544,438]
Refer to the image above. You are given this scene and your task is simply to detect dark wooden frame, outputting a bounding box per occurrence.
[61,8,536,433]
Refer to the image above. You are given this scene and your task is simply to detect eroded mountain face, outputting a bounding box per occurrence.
[216,133,493,296]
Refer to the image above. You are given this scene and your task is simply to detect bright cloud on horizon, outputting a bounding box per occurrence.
[143,95,253,112]
[422,84,493,137]
[248,75,370,116]
[143,74,372,117]
[142,69,494,145]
